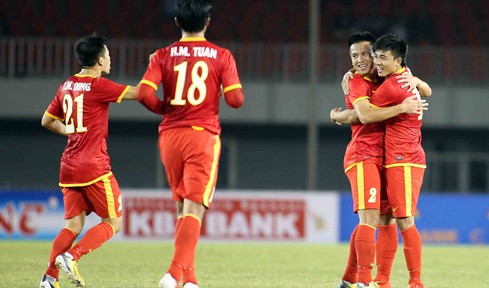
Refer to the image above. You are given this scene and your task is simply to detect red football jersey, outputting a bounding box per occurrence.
[44,74,130,186]
[371,67,426,166]
[140,37,242,135]
[343,72,384,170]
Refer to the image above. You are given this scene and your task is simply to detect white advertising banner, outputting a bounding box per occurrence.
[122,189,339,243]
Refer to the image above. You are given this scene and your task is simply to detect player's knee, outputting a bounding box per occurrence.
[66,217,85,234]
[66,223,83,235]
[111,219,123,234]
[103,217,122,234]
[396,216,415,231]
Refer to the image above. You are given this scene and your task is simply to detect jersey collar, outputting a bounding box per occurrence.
[74,74,97,78]
[180,37,206,42]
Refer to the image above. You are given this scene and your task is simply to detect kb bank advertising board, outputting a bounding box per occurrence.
[0,189,339,242]
[3,190,488,244]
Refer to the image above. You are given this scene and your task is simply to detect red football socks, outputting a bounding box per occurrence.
[375,224,398,285]
[68,221,114,261]
[355,224,376,285]
[168,215,201,283]
[401,225,423,284]
[174,216,198,284]
[342,224,358,283]
[45,227,77,279]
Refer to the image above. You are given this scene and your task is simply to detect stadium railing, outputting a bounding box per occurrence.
[1,37,488,85]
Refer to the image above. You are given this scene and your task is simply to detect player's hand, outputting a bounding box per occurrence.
[341,70,354,95]
[330,107,343,125]
[148,52,155,62]
[401,95,429,114]
[397,72,420,93]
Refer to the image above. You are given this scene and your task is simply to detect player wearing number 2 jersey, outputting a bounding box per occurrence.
[39,34,138,288]
[330,32,430,288]
[136,1,244,288]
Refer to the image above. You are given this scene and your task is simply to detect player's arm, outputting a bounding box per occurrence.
[397,73,432,97]
[354,96,428,124]
[223,85,244,108]
[220,50,244,109]
[41,113,67,136]
[136,50,165,114]
[137,82,164,114]
[341,68,356,95]
[121,84,140,101]
[330,107,360,125]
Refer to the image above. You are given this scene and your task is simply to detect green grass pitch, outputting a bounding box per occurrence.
[1,241,487,287]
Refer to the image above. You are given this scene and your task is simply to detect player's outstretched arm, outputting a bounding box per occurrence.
[397,73,432,97]
[41,114,67,136]
[137,83,164,115]
[121,84,139,101]
[223,88,244,109]
[330,107,360,125]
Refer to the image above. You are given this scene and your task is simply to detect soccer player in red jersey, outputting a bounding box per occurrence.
[330,32,429,288]
[370,34,427,288]
[136,1,244,287]
[39,34,138,288]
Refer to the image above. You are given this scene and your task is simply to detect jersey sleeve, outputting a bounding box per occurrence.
[45,89,64,121]
[140,49,164,91]
[94,78,131,104]
[220,49,242,93]
[347,76,370,106]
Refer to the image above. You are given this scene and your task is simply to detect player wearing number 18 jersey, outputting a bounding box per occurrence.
[141,38,241,135]
[137,1,244,287]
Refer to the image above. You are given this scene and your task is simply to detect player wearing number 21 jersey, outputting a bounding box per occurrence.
[40,34,138,288]
[45,75,130,186]
[137,1,244,287]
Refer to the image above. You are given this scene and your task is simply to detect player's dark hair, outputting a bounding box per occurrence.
[175,0,212,33]
[373,33,408,67]
[74,33,108,67]
[348,31,376,47]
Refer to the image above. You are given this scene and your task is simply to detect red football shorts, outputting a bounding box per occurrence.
[62,173,122,219]
[159,127,221,208]
[345,157,383,213]
[383,165,425,217]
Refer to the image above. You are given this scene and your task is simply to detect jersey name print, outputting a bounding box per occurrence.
[45,74,130,186]
[141,37,242,135]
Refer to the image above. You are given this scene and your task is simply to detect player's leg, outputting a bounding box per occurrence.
[174,200,199,287]
[344,158,382,287]
[356,209,379,286]
[162,128,220,288]
[158,129,186,287]
[66,174,122,260]
[41,188,86,287]
[374,178,398,288]
[374,214,397,288]
[166,199,206,286]
[386,166,425,288]
[338,224,358,287]
[175,201,184,233]
[58,174,122,287]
